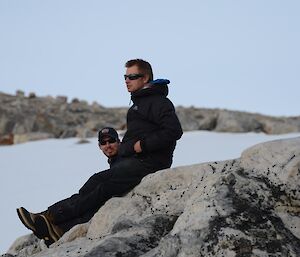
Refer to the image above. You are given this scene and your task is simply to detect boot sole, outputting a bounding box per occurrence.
[16,207,36,232]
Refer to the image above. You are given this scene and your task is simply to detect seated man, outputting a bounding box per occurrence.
[17,127,121,246]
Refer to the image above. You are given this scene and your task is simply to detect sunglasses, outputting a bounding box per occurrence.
[124,74,144,80]
[99,138,117,145]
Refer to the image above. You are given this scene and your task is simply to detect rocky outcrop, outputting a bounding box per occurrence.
[1,91,300,145]
[5,136,300,256]
[0,91,127,145]
[176,106,300,134]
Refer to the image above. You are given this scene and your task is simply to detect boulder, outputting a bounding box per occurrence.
[6,234,45,257]
[5,136,300,257]
[215,110,263,132]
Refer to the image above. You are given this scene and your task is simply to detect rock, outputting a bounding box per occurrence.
[71,98,80,103]
[6,233,45,257]
[15,90,25,98]
[76,138,91,144]
[261,117,300,134]
[213,110,300,134]
[215,110,263,132]
[13,132,54,144]
[6,136,300,256]
[58,222,90,244]
[0,133,14,145]
[28,92,36,99]
[176,106,218,131]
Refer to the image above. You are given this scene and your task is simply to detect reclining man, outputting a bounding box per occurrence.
[17,127,121,246]
[17,59,183,246]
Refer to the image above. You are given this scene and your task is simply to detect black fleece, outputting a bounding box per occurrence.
[119,82,183,169]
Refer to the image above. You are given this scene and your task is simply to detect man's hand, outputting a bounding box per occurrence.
[134,140,142,153]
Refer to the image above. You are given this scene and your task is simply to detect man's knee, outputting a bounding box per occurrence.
[79,170,111,195]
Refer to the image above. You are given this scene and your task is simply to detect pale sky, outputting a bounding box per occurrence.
[0,0,299,116]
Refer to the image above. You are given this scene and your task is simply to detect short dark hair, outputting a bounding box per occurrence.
[125,59,153,82]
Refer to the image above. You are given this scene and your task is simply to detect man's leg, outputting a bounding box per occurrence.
[48,157,155,226]
[79,169,112,195]
[55,210,96,233]
[45,169,112,224]
[16,169,113,244]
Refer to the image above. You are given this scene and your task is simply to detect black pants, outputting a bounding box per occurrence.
[47,156,156,233]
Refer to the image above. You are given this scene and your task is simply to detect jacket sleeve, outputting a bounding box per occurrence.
[118,138,136,157]
[140,98,183,153]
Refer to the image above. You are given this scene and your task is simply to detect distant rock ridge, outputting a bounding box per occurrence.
[1,91,300,145]
[4,136,300,256]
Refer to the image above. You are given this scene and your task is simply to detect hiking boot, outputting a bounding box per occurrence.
[17,207,63,247]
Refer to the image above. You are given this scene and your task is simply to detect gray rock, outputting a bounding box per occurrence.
[0,92,127,145]
[13,132,54,144]
[215,110,263,132]
[56,96,68,103]
[6,136,300,256]
[6,233,45,257]
[176,106,218,131]
[15,90,25,98]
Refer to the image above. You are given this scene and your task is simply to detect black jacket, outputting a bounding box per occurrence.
[119,80,183,169]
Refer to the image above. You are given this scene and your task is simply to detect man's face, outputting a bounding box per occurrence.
[125,65,149,93]
[99,136,119,158]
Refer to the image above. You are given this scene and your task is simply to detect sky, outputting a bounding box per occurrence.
[1,131,300,254]
[0,0,300,116]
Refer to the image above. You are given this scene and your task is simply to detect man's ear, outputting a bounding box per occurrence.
[143,75,150,84]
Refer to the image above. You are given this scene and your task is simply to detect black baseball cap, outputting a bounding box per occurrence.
[98,127,119,142]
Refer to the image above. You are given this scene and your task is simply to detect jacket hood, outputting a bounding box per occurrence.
[131,79,170,99]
